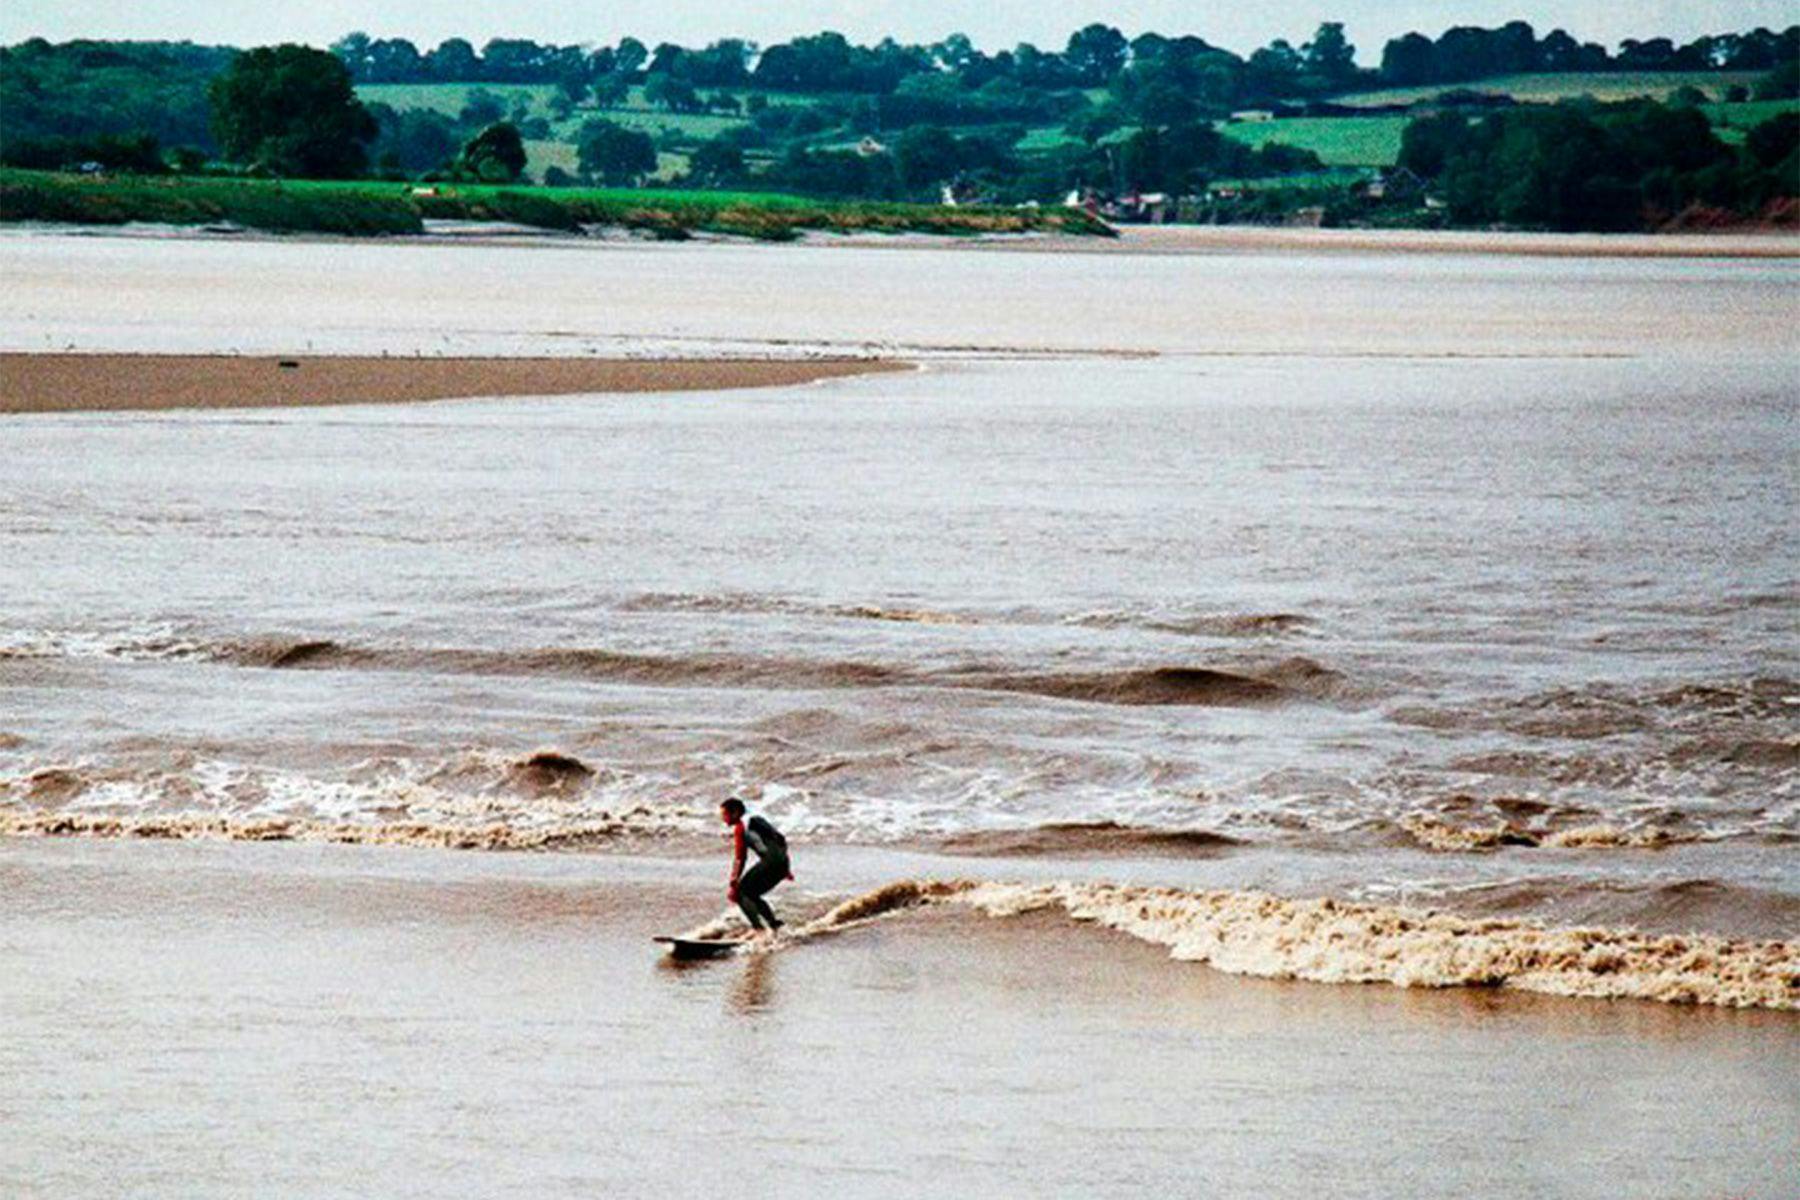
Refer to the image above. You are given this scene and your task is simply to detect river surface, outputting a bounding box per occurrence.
[2,229,1796,939]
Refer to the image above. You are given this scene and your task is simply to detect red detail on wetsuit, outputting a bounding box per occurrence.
[729,820,746,898]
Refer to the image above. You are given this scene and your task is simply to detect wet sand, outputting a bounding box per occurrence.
[0,352,906,414]
[2,837,1793,1199]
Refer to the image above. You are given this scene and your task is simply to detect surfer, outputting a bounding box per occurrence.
[721,797,792,938]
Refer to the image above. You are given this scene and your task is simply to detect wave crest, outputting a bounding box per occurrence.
[0,808,647,851]
[947,880,1798,1010]
[1398,815,1700,852]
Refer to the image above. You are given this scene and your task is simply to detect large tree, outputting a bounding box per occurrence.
[1302,22,1359,87]
[1065,24,1129,85]
[459,121,527,181]
[208,44,375,177]
[688,136,746,185]
[576,118,657,185]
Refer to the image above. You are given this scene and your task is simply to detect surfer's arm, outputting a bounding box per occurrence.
[728,822,746,899]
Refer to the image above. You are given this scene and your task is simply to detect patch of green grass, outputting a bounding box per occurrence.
[1017,126,1084,151]
[358,82,561,117]
[1219,116,1408,166]
[1703,98,1800,142]
[0,168,1114,241]
[1332,71,1764,108]
[360,81,757,146]
[522,138,578,180]
[582,107,747,141]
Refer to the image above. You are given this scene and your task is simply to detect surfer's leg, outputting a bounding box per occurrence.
[738,859,783,931]
[735,886,767,931]
[749,893,780,931]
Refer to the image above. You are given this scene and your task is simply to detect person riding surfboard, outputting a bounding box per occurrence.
[720,797,792,939]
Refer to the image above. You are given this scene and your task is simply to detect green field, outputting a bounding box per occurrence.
[518,139,687,183]
[360,81,750,181]
[1225,85,1795,166]
[591,107,747,140]
[357,81,762,181]
[357,82,561,117]
[1332,70,1765,108]
[0,168,1113,240]
[357,81,804,141]
[1017,126,1084,152]
[1219,116,1408,166]
[1704,98,1800,143]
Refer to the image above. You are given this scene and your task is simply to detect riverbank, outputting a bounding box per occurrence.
[0,168,1112,241]
[8,170,1798,258]
[2,836,1793,1198]
[1053,223,1800,258]
[0,352,907,413]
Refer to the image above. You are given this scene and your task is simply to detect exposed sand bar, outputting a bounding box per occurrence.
[0,352,907,414]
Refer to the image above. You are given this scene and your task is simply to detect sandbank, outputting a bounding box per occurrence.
[0,352,906,414]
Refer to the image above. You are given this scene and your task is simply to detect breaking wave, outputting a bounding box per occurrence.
[950,881,1797,1010]
[0,750,697,851]
[682,879,1798,1010]
[0,622,208,662]
[0,808,646,851]
[1398,815,1704,853]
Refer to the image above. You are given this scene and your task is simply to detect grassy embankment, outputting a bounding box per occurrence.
[0,168,1114,239]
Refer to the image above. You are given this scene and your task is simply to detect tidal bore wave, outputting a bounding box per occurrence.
[760,880,1799,1011]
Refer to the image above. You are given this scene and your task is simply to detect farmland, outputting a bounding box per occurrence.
[360,72,1795,182]
[1330,70,1768,108]
[1218,116,1408,167]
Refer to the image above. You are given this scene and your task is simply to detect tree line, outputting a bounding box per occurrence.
[1379,24,1797,87]
[1395,101,1798,230]
[324,24,1800,99]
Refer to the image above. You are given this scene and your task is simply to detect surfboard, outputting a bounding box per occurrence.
[654,936,749,960]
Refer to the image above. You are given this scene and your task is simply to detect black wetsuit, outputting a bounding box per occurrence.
[734,814,790,931]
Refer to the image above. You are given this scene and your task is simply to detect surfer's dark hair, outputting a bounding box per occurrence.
[720,797,746,819]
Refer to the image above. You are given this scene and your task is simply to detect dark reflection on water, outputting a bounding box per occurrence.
[729,952,778,1015]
